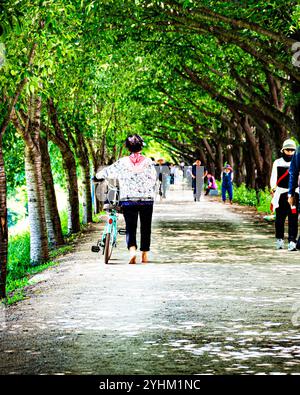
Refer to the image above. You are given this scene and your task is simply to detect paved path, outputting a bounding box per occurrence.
[1,189,300,375]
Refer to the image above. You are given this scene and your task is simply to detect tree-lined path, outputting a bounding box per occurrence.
[1,191,300,375]
[2,1,300,298]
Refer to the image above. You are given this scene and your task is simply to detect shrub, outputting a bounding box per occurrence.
[257,188,272,214]
[216,181,272,213]
[233,183,257,206]
[7,231,31,282]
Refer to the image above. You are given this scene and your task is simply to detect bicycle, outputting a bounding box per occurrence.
[91,180,126,264]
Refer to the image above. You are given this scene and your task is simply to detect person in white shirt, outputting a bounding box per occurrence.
[95,135,157,264]
[270,139,298,251]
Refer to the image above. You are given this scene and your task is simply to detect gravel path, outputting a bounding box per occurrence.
[1,188,300,375]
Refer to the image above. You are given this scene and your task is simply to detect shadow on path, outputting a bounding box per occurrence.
[0,191,300,374]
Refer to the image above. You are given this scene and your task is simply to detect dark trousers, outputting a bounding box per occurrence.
[275,193,299,242]
[222,184,233,201]
[192,181,202,201]
[122,204,154,251]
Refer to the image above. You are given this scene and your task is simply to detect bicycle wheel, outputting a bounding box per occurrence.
[104,232,114,264]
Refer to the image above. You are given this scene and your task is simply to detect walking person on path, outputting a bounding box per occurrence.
[170,164,176,186]
[186,165,193,187]
[192,159,207,202]
[95,135,157,264]
[155,158,170,200]
[221,164,234,204]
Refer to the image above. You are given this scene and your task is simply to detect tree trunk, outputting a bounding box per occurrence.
[12,94,49,264]
[195,145,206,165]
[73,129,93,224]
[0,138,8,298]
[48,99,81,234]
[232,145,244,186]
[244,146,256,189]
[242,116,267,189]
[227,149,234,168]
[100,133,107,165]
[202,138,216,164]
[63,153,81,234]
[243,117,263,174]
[291,79,300,142]
[259,134,273,188]
[215,142,223,178]
[25,145,49,264]
[81,165,93,224]
[40,136,64,247]
[0,43,37,295]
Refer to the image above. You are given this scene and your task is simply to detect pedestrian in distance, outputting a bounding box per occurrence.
[95,134,157,264]
[170,163,176,186]
[192,159,207,202]
[221,164,234,204]
[155,158,170,200]
[186,165,193,187]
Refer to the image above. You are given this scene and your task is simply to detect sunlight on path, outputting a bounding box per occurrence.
[1,188,300,375]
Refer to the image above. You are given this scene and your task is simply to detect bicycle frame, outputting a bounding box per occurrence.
[101,208,118,249]
[91,179,126,262]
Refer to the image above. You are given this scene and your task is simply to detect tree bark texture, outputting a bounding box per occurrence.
[0,138,8,298]
[40,136,64,246]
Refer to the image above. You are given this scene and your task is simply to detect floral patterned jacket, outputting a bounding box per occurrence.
[96,156,157,201]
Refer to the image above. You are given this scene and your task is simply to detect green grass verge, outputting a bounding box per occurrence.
[215,181,272,213]
[4,208,86,304]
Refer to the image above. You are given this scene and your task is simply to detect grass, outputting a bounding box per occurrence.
[215,181,272,213]
[4,208,89,305]
[5,245,75,305]
[256,188,273,214]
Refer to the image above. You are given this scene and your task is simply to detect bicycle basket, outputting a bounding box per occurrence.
[95,179,119,207]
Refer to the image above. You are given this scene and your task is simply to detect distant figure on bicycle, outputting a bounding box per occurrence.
[95,135,157,264]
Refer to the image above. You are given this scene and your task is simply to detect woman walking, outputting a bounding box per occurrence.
[221,164,234,204]
[271,139,298,251]
[95,135,157,264]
